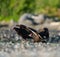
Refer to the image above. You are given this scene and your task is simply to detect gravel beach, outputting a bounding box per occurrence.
[0,25,60,57]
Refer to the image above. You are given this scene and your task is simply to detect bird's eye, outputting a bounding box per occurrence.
[43,36,46,39]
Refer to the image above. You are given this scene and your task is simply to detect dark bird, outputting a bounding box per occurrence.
[13,24,49,43]
[38,28,49,42]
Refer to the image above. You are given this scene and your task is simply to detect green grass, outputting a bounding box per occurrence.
[0,15,19,22]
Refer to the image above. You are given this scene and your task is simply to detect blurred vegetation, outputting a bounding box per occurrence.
[0,0,60,22]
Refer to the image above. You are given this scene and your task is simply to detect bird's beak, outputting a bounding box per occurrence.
[13,25,20,30]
